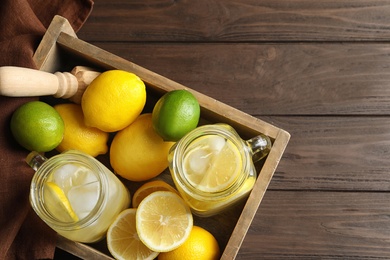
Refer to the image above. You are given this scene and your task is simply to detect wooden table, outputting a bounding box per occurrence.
[56,1,390,259]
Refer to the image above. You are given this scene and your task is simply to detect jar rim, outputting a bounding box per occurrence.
[29,150,108,230]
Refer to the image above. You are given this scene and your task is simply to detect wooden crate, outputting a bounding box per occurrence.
[34,15,290,259]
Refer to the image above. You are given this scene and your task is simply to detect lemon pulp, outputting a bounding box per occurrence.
[136,191,193,252]
[107,209,159,260]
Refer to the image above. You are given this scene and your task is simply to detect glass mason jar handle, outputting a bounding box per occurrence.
[246,134,272,163]
[26,151,48,171]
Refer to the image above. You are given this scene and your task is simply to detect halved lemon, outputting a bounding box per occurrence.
[136,191,193,252]
[43,182,79,222]
[132,180,178,208]
[107,208,159,260]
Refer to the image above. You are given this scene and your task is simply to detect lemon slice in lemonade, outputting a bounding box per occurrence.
[183,135,242,192]
[43,182,79,222]
[132,180,178,208]
[136,191,193,252]
[107,209,159,260]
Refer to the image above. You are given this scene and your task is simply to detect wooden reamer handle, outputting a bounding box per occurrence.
[0,66,78,99]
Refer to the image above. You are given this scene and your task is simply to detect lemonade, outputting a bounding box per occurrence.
[28,150,130,243]
[183,135,243,193]
[169,124,271,216]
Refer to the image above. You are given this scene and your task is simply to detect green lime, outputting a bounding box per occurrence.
[152,90,200,141]
[10,101,64,152]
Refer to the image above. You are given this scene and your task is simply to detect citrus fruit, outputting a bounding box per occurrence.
[107,208,159,260]
[183,135,242,192]
[152,89,200,141]
[43,182,79,222]
[132,180,178,208]
[110,113,175,181]
[54,103,109,157]
[10,101,64,152]
[81,70,146,132]
[136,191,193,252]
[158,225,220,260]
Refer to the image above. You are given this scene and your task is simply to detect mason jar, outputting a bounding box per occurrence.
[168,124,271,217]
[28,150,130,243]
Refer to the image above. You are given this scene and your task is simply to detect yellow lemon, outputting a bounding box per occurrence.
[107,208,159,260]
[136,191,193,252]
[10,101,64,152]
[158,225,220,260]
[152,90,200,141]
[132,180,178,208]
[54,103,109,157]
[110,113,174,181]
[81,70,146,132]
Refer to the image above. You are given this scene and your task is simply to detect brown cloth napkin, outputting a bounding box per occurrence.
[0,0,93,259]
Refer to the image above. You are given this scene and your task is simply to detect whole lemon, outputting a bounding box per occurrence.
[10,101,64,152]
[81,70,146,132]
[110,113,174,181]
[152,89,200,141]
[158,225,220,260]
[54,103,109,157]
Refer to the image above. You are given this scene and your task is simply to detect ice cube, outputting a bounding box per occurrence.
[52,164,80,192]
[207,135,226,154]
[52,164,98,193]
[67,181,100,220]
[187,149,210,174]
[73,167,98,186]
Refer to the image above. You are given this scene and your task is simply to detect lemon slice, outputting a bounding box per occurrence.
[136,191,193,252]
[183,135,242,192]
[132,180,178,208]
[43,182,79,222]
[107,209,159,260]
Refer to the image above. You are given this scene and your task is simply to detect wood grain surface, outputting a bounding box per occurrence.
[57,0,390,258]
